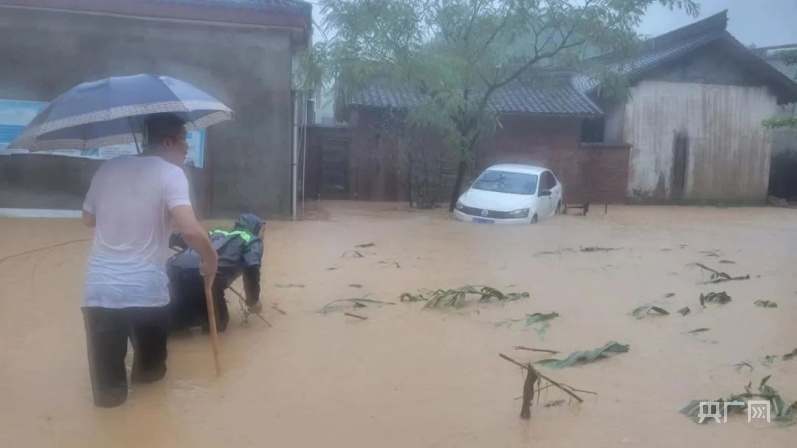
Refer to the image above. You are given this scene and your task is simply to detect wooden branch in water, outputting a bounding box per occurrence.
[520,363,539,419]
[270,304,287,315]
[344,312,368,320]
[692,263,730,279]
[499,353,585,403]
[0,238,91,265]
[513,346,560,354]
[230,286,272,327]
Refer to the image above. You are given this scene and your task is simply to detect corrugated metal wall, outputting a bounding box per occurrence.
[624,80,779,201]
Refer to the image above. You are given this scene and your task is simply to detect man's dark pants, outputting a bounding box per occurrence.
[82,306,170,408]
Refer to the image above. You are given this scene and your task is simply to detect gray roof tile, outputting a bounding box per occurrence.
[352,79,603,116]
[765,57,797,81]
[573,23,726,93]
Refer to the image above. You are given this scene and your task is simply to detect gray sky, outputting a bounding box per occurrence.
[638,0,797,47]
[311,0,797,48]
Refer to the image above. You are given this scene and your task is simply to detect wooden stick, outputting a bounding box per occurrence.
[270,304,287,315]
[499,353,584,403]
[229,286,272,326]
[520,363,538,419]
[692,263,731,279]
[344,312,368,320]
[513,346,560,354]
[204,275,222,377]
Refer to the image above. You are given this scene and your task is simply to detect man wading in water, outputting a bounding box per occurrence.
[81,113,218,408]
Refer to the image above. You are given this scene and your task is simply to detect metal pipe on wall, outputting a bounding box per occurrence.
[291,91,299,221]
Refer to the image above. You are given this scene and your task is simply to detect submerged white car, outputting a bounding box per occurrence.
[453,164,563,224]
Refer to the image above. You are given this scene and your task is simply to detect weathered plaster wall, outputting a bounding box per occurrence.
[624,80,778,202]
[0,6,295,219]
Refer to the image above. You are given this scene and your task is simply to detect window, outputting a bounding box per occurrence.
[472,170,539,195]
[580,117,605,143]
[540,171,556,190]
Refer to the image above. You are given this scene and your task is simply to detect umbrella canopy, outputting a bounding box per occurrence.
[9,74,233,152]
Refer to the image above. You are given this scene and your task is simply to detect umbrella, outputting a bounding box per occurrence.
[8,74,233,152]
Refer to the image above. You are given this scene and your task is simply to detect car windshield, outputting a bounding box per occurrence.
[471,170,538,195]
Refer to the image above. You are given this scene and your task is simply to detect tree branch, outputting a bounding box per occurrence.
[499,353,585,403]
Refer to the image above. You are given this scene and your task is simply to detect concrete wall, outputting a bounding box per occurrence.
[0,6,296,219]
[624,80,779,202]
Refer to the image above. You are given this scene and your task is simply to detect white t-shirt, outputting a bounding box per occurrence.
[82,155,193,308]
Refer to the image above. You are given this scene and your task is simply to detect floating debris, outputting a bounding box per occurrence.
[700,292,732,306]
[534,249,574,256]
[783,349,797,361]
[678,307,691,316]
[344,312,368,320]
[535,341,630,369]
[341,250,364,258]
[513,347,560,355]
[499,354,595,419]
[755,300,778,308]
[319,297,395,314]
[684,328,711,334]
[401,285,529,309]
[580,246,621,253]
[379,259,401,268]
[680,376,796,425]
[525,312,560,325]
[349,284,363,289]
[629,305,669,319]
[734,362,754,373]
[762,355,778,367]
[691,263,750,284]
[544,399,566,408]
[354,242,376,248]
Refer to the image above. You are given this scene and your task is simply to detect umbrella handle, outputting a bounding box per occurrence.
[204,274,222,377]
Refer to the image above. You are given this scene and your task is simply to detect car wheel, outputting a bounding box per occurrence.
[530,214,538,224]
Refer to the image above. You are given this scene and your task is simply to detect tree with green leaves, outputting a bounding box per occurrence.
[762,49,797,130]
[300,0,700,211]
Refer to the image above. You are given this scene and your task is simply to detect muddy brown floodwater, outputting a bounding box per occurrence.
[1,202,796,447]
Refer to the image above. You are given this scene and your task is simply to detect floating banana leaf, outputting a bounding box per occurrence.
[535,341,630,369]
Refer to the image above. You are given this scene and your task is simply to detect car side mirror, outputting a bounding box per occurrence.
[539,189,552,197]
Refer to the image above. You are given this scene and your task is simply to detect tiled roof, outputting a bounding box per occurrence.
[764,56,797,81]
[349,10,797,115]
[573,12,728,93]
[352,79,603,116]
[152,0,312,17]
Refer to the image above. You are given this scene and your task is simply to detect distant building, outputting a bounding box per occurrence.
[304,11,797,205]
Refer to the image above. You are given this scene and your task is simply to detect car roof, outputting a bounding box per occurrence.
[483,164,548,175]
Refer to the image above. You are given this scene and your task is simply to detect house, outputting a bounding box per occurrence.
[579,11,797,203]
[755,44,797,201]
[0,0,312,219]
[306,10,797,206]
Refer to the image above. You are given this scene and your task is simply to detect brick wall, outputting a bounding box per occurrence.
[476,116,585,202]
[345,111,632,204]
[577,143,632,203]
